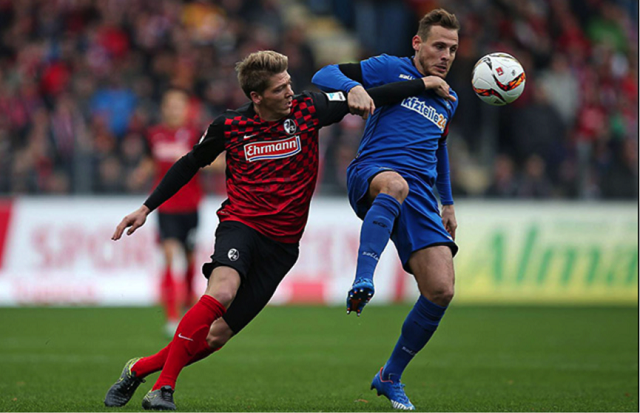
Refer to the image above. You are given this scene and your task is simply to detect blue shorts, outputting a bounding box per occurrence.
[347,163,458,272]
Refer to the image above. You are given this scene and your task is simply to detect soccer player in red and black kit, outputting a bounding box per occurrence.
[104,51,434,410]
[133,88,203,336]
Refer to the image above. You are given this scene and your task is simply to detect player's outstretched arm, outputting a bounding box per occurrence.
[313,64,375,119]
[112,205,150,240]
[112,152,202,241]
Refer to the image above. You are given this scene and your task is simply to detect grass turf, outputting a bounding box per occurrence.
[0,305,637,412]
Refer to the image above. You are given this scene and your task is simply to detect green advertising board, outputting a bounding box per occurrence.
[454,202,638,304]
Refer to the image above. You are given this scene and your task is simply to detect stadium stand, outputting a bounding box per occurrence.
[0,0,636,199]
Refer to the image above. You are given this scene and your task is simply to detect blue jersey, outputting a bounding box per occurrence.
[355,54,458,187]
[312,54,460,264]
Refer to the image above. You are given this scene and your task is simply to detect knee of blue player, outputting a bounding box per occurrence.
[424,284,454,306]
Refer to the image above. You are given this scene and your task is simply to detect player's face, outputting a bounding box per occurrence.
[413,25,459,78]
[162,90,189,127]
[253,71,294,121]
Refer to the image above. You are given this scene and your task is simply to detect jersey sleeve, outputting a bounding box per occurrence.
[311,64,362,93]
[435,138,453,205]
[191,116,226,167]
[306,91,350,127]
[435,96,458,206]
[360,54,397,88]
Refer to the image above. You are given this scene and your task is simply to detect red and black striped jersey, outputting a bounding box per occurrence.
[192,91,349,243]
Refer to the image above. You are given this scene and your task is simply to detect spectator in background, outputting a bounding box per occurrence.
[518,154,553,198]
[538,54,580,127]
[506,86,567,182]
[90,73,137,139]
[485,154,519,198]
[129,88,204,337]
[0,0,636,200]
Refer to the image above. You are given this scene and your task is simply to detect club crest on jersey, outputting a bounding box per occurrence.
[245,135,301,162]
[283,119,297,135]
[400,97,447,131]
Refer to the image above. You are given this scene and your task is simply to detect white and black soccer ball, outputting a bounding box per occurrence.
[471,52,526,106]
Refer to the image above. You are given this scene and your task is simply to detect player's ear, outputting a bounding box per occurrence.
[412,35,422,52]
[250,91,262,105]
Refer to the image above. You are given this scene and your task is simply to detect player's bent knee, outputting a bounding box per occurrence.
[383,178,409,202]
[427,286,454,306]
[209,289,237,308]
[371,172,409,203]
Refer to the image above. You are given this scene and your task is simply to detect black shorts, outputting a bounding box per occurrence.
[157,211,199,252]
[202,221,299,334]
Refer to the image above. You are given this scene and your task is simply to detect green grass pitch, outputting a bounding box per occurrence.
[0,305,637,412]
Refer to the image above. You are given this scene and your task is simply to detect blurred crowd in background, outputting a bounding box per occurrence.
[0,0,637,199]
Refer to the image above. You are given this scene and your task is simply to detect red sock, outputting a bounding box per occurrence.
[131,339,220,379]
[132,345,171,378]
[152,295,226,390]
[161,267,179,321]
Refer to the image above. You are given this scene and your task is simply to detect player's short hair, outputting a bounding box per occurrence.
[417,9,460,40]
[236,51,289,98]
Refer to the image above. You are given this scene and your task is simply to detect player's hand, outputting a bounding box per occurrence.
[347,278,375,316]
[347,85,375,120]
[112,205,150,241]
[422,76,457,102]
[441,204,457,240]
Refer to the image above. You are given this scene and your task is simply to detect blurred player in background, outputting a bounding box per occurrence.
[104,50,433,410]
[131,88,203,336]
[313,9,460,411]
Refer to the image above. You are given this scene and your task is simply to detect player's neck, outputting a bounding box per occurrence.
[412,56,427,77]
[253,104,281,122]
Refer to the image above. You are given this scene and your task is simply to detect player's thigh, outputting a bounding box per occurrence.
[202,221,256,281]
[222,236,299,334]
[391,184,457,270]
[408,245,455,298]
[347,163,401,218]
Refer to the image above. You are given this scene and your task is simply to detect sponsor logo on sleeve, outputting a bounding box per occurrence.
[326,92,346,101]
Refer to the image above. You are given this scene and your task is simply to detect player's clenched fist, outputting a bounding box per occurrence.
[112,205,150,240]
[347,85,376,120]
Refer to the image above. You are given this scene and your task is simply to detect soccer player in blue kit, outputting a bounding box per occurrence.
[312,9,460,411]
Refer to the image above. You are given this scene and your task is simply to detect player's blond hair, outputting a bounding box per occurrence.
[236,51,289,98]
[417,9,460,40]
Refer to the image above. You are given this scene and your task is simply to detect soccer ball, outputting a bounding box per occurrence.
[472,53,526,106]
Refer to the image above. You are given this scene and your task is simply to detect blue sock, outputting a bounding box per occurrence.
[355,193,401,281]
[382,296,447,382]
